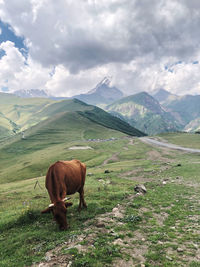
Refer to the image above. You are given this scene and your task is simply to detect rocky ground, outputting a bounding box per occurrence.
[33,139,200,267]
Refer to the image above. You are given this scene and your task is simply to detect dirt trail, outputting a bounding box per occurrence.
[33,175,200,267]
[32,193,147,267]
[102,152,119,166]
[101,138,136,166]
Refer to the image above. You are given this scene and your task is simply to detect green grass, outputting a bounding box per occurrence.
[0,110,127,183]
[0,145,136,266]
[0,95,144,142]
[158,132,200,149]
[1,132,200,266]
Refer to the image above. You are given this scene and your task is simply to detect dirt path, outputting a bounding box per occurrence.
[102,152,120,166]
[34,173,200,267]
[101,138,136,166]
[32,193,147,267]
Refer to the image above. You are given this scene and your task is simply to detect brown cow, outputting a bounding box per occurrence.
[41,159,87,230]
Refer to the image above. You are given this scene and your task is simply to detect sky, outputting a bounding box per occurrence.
[0,0,200,97]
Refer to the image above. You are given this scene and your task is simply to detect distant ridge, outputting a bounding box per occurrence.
[163,94,200,126]
[14,89,49,98]
[151,88,176,103]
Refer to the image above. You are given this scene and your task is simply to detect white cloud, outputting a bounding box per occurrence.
[1,1,200,96]
[0,41,51,92]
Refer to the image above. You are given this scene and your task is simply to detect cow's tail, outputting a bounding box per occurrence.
[81,163,86,186]
[45,163,57,202]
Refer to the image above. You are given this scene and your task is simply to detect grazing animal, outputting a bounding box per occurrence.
[41,160,87,230]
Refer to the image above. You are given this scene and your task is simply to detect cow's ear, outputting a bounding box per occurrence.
[65,202,73,208]
[41,206,53,214]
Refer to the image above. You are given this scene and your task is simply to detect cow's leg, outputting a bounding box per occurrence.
[81,188,87,209]
[78,187,87,212]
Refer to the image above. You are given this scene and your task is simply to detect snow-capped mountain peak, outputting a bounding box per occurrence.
[87,77,113,95]
[72,77,124,105]
[97,76,111,87]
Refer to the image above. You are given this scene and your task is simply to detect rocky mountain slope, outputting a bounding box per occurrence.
[106,92,181,135]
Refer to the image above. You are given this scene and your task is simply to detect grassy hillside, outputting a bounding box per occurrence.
[0,110,130,184]
[158,132,200,149]
[106,92,181,135]
[0,94,144,141]
[0,93,145,184]
[1,133,200,266]
[0,92,53,137]
[78,106,145,137]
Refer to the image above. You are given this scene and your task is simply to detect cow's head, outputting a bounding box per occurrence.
[41,199,73,230]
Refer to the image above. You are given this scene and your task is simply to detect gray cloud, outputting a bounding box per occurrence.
[1,0,200,96]
[3,0,200,71]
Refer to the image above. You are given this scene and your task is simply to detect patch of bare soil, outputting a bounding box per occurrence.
[128,139,135,145]
[68,146,93,150]
[102,152,119,166]
[122,176,153,183]
[146,150,174,163]
[120,168,143,177]
[119,168,153,183]
[153,212,169,226]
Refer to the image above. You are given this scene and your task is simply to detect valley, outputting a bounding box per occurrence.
[0,91,200,267]
[0,131,200,266]
[1,2,200,266]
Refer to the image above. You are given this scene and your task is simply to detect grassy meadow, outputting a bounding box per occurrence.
[0,131,200,266]
[158,132,200,149]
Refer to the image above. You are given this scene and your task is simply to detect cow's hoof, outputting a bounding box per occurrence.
[60,225,70,231]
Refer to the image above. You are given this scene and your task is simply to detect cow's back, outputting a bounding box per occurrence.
[45,160,86,201]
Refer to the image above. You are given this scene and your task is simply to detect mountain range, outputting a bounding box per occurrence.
[14,89,49,98]
[0,92,144,141]
[7,78,200,135]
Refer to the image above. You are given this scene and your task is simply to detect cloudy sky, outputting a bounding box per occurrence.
[0,0,200,97]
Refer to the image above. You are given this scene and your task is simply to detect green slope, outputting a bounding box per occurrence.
[0,93,145,183]
[0,93,144,139]
[106,92,181,135]
[0,111,119,183]
[0,95,90,139]
[0,92,53,136]
[78,106,144,137]
[0,105,144,183]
